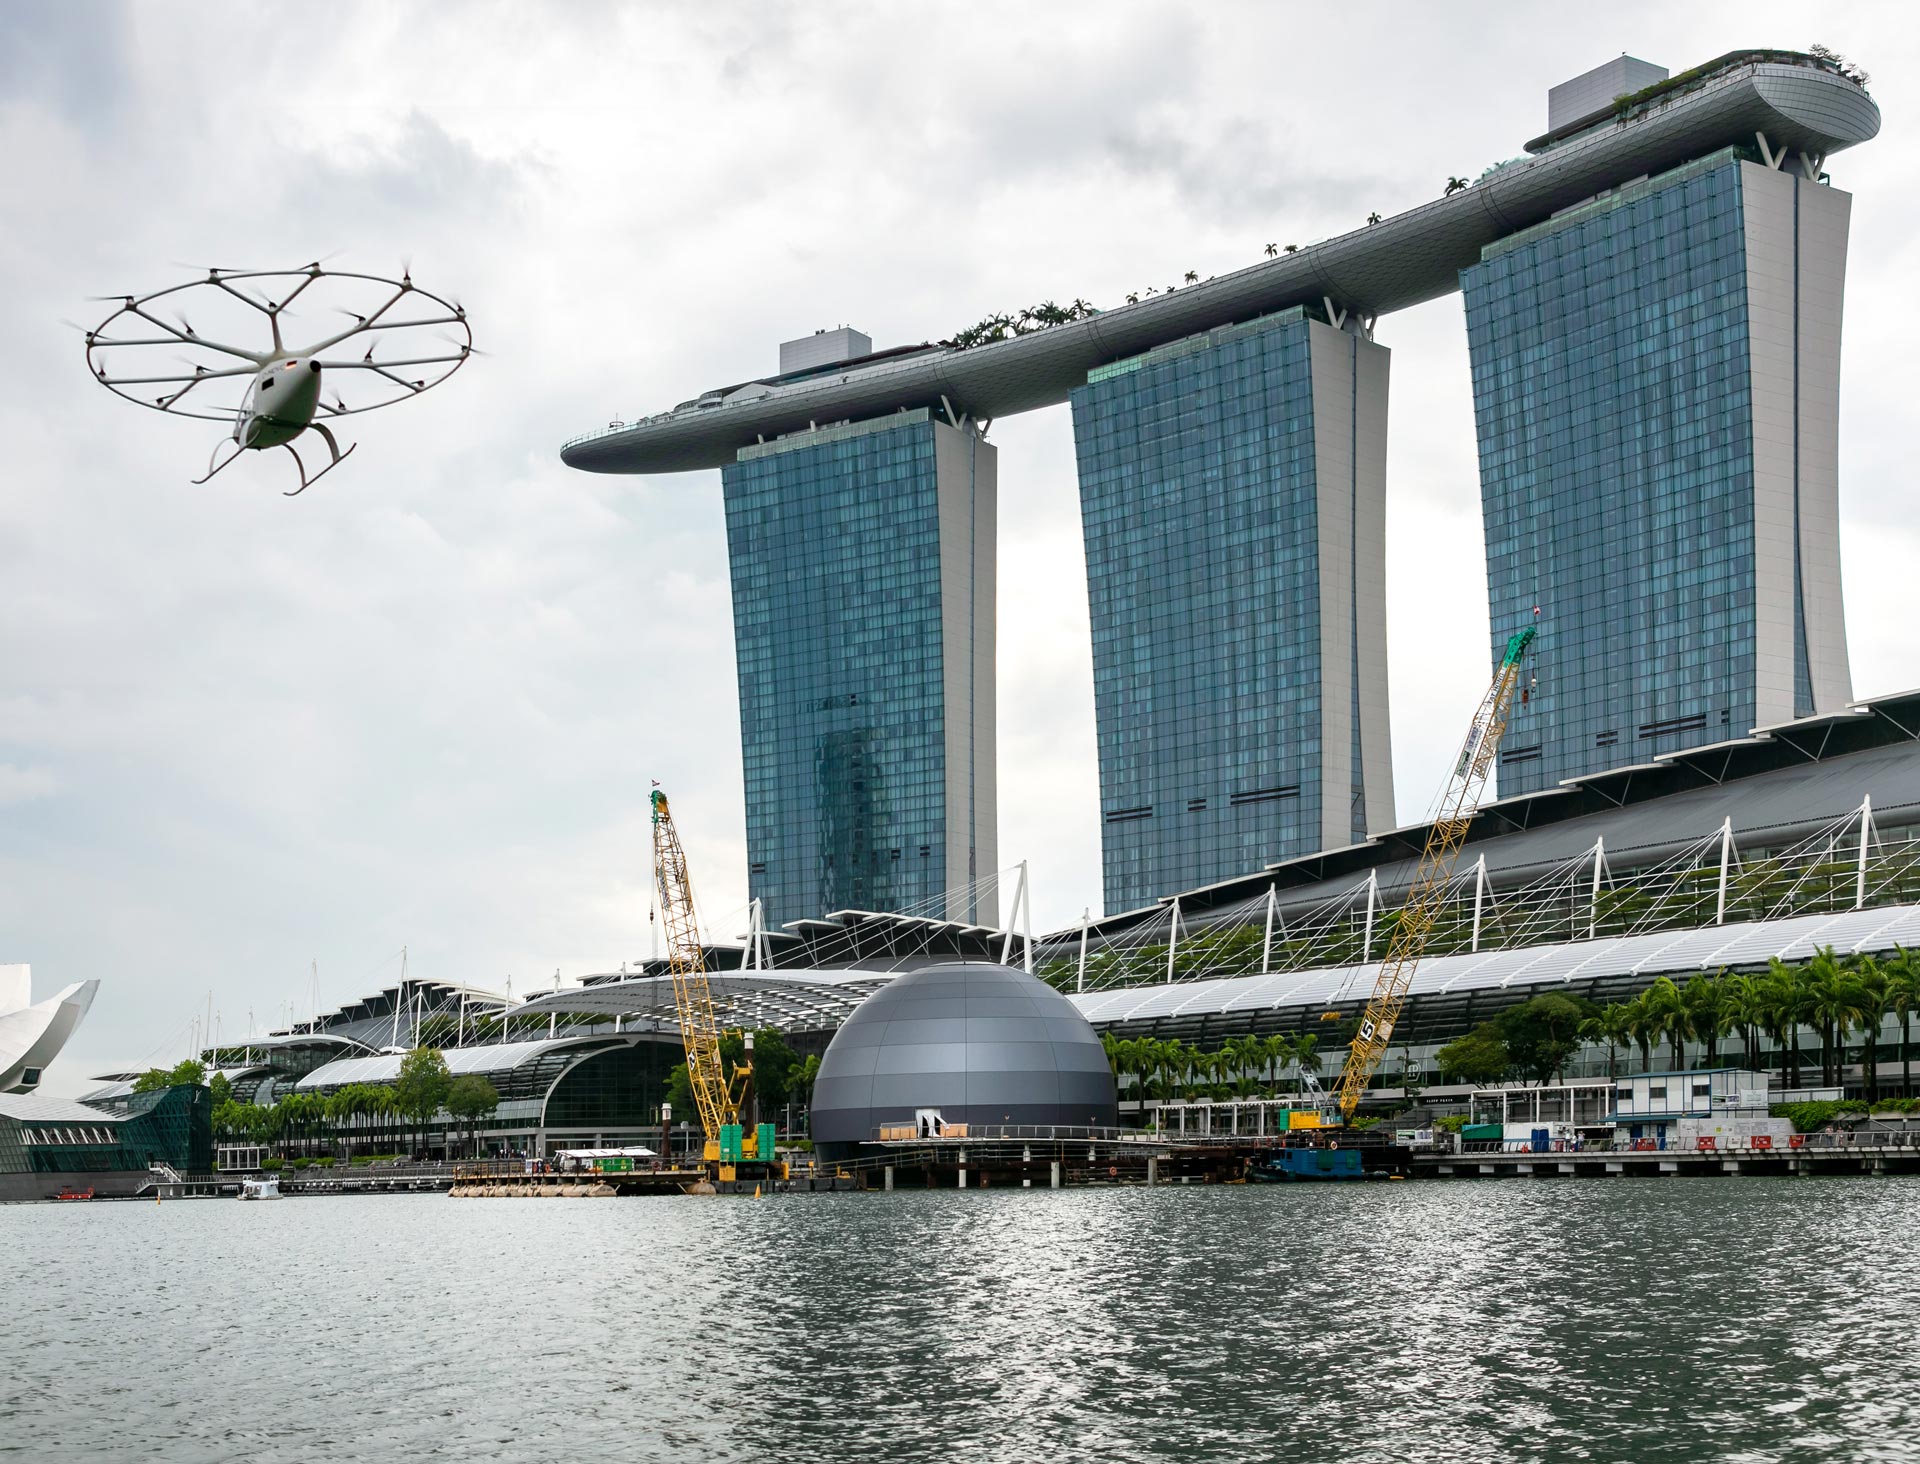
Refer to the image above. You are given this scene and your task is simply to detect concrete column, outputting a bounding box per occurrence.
[958,1148,968,1188]
[1050,1160,1061,1189]
[1146,1156,1158,1186]
[883,1165,894,1192]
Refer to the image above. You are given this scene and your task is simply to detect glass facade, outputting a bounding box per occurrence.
[1071,309,1391,914]
[0,1086,211,1176]
[1465,151,1791,795]
[723,410,995,929]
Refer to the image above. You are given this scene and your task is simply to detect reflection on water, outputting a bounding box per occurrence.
[3,1178,1917,1462]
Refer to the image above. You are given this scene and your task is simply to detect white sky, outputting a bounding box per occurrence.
[3,2,1917,1091]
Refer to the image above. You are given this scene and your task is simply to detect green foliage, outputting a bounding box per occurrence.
[663,1061,693,1121]
[393,1047,452,1122]
[262,1157,283,1171]
[133,1058,206,1094]
[1497,993,1595,1084]
[292,1157,311,1169]
[1437,1025,1510,1086]
[1770,1099,1869,1132]
[446,1074,501,1121]
[208,1072,233,1105]
[743,1027,800,1110]
[950,298,1098,350]
[316,1156,335,1168]
[1433,1115,1470,1135]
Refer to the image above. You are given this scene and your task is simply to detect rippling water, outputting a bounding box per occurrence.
[4,1178,1918,1462]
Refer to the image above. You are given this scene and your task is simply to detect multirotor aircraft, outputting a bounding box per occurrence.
[82,263,473,495]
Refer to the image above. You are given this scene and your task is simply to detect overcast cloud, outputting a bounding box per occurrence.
[3,1,1916,1090]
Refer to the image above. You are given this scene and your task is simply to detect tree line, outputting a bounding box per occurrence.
[1099,1031,1326,1102]
[1436,948,1920,1096]
[204,1048,502,1159]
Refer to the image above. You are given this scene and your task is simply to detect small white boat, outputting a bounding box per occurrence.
[237,1177,281,1201]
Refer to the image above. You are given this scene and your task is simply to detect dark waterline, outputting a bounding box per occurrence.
[3,1178,1917,1462]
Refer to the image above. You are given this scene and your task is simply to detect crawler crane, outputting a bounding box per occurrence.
[1329,626,1537,1121]
[650,787,777,1181]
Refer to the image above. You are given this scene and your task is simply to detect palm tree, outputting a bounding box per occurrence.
[1580,1002,1633,1078]
[1804,947,1861,1087]
[1641,976,1688,1069]
[1725,972,1768,1071]
[1623,990,1656,1073]
[1125,292,1140,304]
[1853,955,1890,1102]
[1887,946,1919,1098]
[1292,1034,1323,1094]
[1762,958,1807,1088]
[1283,244,1299,254]
[1367,211,1382,225]
[1682,972,1733,1066]
[1262,1033,1295,1096]
[1183,270,1198,284]
[1264,243,1278,258]
[1444,175,1469,195]
[1803,948,1866,1089]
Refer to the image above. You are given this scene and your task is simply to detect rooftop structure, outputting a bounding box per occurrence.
[563,51,1876,475]
[1547,55,1669,133]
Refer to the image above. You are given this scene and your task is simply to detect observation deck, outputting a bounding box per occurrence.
[563,51,1878,476]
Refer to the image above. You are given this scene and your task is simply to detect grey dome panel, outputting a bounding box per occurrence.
[810,962,1118,1154]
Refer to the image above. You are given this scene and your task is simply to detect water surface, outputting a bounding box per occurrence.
[3,1177,1916,1461]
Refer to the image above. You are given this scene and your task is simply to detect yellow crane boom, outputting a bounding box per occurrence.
[1331,626,1536,1120]
[649,787,748,1142]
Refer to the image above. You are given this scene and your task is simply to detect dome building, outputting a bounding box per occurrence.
[809,962,1116,1158]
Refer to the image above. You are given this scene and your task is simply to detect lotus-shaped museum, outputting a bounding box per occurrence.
[0,965,97,1094]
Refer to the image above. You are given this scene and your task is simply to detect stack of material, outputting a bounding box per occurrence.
[1674,1115,1796,1147]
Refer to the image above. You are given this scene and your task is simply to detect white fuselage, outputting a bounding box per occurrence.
[239,357,322,448]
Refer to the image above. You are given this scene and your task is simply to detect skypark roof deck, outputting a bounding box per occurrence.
[564,51,1877,475]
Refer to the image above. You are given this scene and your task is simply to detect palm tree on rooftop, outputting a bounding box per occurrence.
[1264,242,1278,257]
[1284,244,1298,253]
[1367,211,1382,225]
[1445,175,1469,195]
[1184,270,1198,284]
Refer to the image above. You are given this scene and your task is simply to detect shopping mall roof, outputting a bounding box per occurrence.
[1081,687,1920,940]
[563,53,1878,475]
[491,901,1920,1043]
[1074,902,1920,1042]
[514,971,892,1032]
[296,1036,632,1091]
[0,1092,132,1124]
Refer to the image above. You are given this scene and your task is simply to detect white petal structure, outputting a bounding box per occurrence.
[0,965,99,1093]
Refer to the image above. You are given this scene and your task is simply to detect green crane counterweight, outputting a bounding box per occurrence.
[1330,626,1536,1121]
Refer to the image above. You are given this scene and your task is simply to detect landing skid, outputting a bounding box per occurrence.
[281,423,356,497]
[191,435,245,486]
